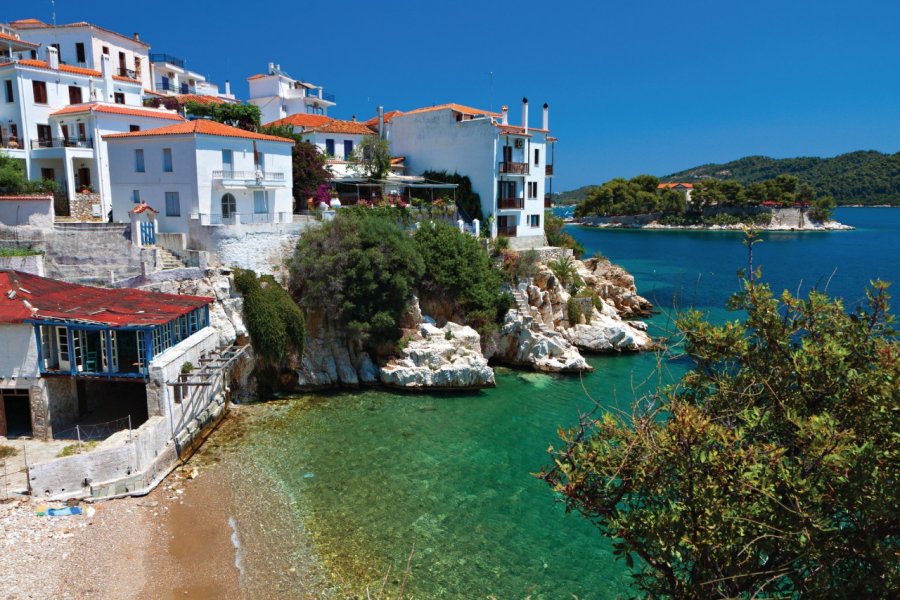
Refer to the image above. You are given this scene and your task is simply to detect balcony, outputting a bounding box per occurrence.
[545,164,554,176]
[497,225,518,238]
[544,195,552,208]
[200,212,292,225]
[1,135,22,150]
[499,161,529,175]
[31,137,94,150]
[117,67,138,79]
[498,197,524,210]
[212,170,286,184]
[150,53,185,69]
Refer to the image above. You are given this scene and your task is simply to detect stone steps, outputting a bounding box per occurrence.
[157,247,185,270]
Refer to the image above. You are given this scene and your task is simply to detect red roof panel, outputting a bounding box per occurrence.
[0,271,212,327]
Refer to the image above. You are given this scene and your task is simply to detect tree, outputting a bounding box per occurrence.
[289,140,330,205]
[542,236,899,597]
[289,208,424,348]
[420,170,482,221]
[547,255,583,294]
[413,222,509,333]
[181,100,262,131]
[233,269,305,366]
[349,135,392,181]
[809,194,837,222]
[544,212,585,257]
[0,153,56,194]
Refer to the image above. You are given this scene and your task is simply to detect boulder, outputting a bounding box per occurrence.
[494,310,591,373]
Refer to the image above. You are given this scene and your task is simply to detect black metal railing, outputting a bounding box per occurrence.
[31,137,93,149]
[498,197,524,210]
[1,135,22,149]
[322,91,335,102]
[149,53,185,68]
[117,67,137,79]
[497,225,518,237]
[545,164,554,176]
[499,161,529,175]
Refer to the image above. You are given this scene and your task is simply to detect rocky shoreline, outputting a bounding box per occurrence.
[581,220,853,231]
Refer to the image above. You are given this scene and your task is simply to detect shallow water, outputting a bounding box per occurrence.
[234,207,900,598]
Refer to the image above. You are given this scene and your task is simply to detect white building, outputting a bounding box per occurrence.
[247,63,335,125]
[265,114,375,177]
[105,119,296,260]
[149,52,235,101]
[388,100,556,248]
[7,18,152,91]
[0,38,180,216]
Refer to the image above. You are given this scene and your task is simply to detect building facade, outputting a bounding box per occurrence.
[265,113,374,177]
[149,52,235,101]
[247,63,335,125]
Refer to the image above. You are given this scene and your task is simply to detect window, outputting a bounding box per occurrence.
[221,193,236,218]
[325,139,335,156]
[534,148,540,165]
[527,181,538,199]
[36,124,51,145]
[343,140,354,159]
[75,42,86,64]
[132,190,140,204]
[162,148,173,172]
[222,149,233,171]
[68,85,82,105]
[499,181,517,199]
[134,57,141,76]
[529,214,540,228]
[253,190,268,214]
[102,46,109,55]
[129,125,140,132]
[255,151,264,170]
[78,123,86,140]
[4,80,12,103]
[134,149,145,172]
[114,92,125,104]
[165,191,180,216]
[32,81,47,104]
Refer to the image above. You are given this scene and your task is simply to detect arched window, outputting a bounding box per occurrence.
[221,193,236,218]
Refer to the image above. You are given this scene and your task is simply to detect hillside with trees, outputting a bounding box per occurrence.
[662,150,900,205]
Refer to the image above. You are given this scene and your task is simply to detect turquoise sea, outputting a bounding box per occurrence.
[234,208,900,598]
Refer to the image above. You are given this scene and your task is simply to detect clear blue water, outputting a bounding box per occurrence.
[238,208,899,598]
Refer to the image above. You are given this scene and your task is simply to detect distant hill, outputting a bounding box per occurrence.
[558,151,900,206]
[661,151,900,205]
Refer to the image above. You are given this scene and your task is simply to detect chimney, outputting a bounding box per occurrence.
[101,54,113,98]
[522,97,529,135]
[133,32,140,42]
[501,105,508,125]
[276,64,281,73]
[268,62,274,74]
[542,103,549,131]
[224,80,231,96]
[47,45,59,70]
[377,105,385,140]
[351,115,356,122]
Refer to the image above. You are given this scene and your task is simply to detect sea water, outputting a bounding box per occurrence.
[237,208,900,598]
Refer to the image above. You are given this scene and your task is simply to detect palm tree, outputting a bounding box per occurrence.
[548,255,583,294]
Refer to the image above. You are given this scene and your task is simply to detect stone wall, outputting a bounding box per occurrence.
[188,220,318,277]
[42,223,152,285]
[68,193,104,222]
[0,254,45,276]
[506,233,548,251]
[45,377,78,437]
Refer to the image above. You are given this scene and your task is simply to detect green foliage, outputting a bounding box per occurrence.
[421,170,483,221]
[234,269,305,365]
[414,222,508,333]
[180,361,194,374]
[544,212,585,257]
[290,208,424,347]
[566,297,583,325]
[182,101,262,130]
[543,268,899,597]
[0,246,41,257]
[810,194,837,221]
[349,136,392,181]
[0,153,57,194]
[547,255,583,293]
[663,150,900,205]
[502,249,540,284]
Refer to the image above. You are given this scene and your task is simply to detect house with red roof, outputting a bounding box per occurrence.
[104,120,301,269]
[149,52,236,102]
[264,113,375,176]
[388,100,557,248]
[247,62,335,125]
[657,182,694,202]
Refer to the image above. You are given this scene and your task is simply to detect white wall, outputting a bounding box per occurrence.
[0,324,40,378]
[0,196,53,228]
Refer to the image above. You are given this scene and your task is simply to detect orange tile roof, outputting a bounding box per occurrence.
[265,114,332,129]
[104,119,294,143]
[8,18,46,27]
[14,58,101,77]
[658,182,694,189]
[496,124,549,135]
[304,119,375,135]
[247,74,267,81]
[8,19,150,47]
[0,31,38,48]
[130,202,158,214]
[402,103,502,118]
[364,110,403,127]
[173,94,229,105]
[51,103,185,121]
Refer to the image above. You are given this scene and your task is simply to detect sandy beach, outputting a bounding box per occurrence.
[0,406,331,600]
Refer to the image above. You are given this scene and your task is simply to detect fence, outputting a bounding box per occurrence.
[1,449,29,500]
[53,415,134,444]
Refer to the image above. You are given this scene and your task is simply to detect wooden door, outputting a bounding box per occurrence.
[77,167,91,188]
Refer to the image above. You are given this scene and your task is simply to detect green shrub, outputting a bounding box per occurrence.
[566,297,582,325]
[544,212,585,257]
[235,269,305,365]
[180,361,194,374]
[0,246,42,257]
[0,445,17,459]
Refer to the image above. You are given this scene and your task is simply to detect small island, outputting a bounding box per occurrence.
[573,175,852,231]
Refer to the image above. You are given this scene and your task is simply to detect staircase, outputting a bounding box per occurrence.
[157,247,185,270]
[509,286,556,335]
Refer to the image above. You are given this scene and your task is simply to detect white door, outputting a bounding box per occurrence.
[56,327,70,371]
[101,331,119,372]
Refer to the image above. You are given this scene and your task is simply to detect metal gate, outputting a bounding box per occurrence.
[139,221,155,245]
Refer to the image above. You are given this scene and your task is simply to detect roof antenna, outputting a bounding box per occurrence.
[489,71,494,113]
[51,0,57,27]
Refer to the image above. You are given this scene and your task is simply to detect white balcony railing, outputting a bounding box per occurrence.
[212,170,286,183]
[197,212,293,226]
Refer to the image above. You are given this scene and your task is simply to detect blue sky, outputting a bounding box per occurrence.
[10,0,900,190]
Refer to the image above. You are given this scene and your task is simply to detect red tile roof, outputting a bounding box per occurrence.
[51,103,185,121]
[657,183,694,189]
[104,119,294,143]
[265,114,332,129]
[364,110,403,127]
[0,194,52,201]
[247,74,267,81]
[403,103,502,117]
[172,94,229,105]
[13,58,101,77]
[0,31,38,48]
[112,75,142,85]
[496,124,549,135]
[130,202,158,214]
[8,19,150,47]
[304,120,375,135]
[8,18,46,27]
[0,270,212,327]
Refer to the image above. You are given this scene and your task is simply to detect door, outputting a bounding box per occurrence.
[40,168,55,182]
[37,124,52,146]
[77,168,91,189]
[56,327,70,371]
[78,123,86,141]
[61,125,69,144]
[502,145,513,164]
[101,331,119,373]
[118,51,126,75]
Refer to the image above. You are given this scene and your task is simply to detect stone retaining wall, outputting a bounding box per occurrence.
[68,193,103,222]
